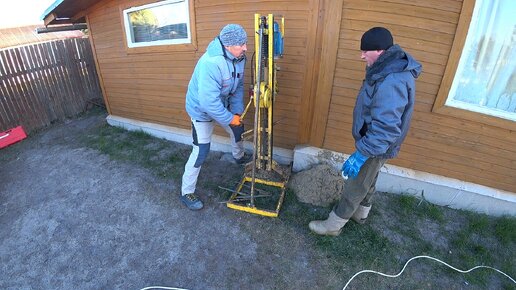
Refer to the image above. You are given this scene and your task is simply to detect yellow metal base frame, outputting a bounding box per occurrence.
[226,176,287,218]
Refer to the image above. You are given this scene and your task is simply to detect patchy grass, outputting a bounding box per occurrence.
[83,121,243,200]
[82,119,516,289]
[280,188,516,289]
[396,194,445,223]
[495,216,516,245]
[84,123,190,182]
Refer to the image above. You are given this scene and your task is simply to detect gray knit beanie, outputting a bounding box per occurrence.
[219,24,247,46]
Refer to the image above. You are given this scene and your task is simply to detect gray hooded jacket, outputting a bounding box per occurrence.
[185,37,245,126]
[353,44,422,159]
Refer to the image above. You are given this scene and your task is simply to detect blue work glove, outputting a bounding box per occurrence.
[342,151,369,179]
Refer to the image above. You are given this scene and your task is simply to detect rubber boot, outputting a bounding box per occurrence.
[351,205,371,224]
[309,211,348,236]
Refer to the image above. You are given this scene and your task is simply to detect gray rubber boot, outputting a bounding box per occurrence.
[351,205,371,224]
[309,211,348,236]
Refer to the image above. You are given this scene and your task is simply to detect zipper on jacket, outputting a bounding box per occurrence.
[232,60,236,80]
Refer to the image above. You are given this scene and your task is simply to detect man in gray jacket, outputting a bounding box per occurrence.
[310,27,422,235]
[180,24,249,210]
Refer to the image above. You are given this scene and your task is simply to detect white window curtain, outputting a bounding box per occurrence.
[446,0,516,121]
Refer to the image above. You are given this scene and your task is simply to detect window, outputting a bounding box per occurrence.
[445,0,515,121]
[123,0,191,48]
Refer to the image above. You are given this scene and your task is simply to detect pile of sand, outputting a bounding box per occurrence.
[288,164,344,207]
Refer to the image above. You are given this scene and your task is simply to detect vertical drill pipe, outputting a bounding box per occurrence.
[255,17,264,171]
[267,14,274,171]
[251,15,265,207]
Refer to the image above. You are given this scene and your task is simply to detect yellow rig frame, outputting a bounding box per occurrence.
[226,13,289,218]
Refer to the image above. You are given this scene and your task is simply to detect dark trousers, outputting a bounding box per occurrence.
[334,157,386,219]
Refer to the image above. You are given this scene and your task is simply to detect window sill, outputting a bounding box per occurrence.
[432,104,516,130]
[125,43,198,54]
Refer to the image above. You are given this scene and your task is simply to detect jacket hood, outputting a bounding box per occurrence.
[206,37,239,61]
[366,44,422,84]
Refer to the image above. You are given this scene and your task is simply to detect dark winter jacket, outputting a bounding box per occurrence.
[352,44,422,159]
[185,37,246,126]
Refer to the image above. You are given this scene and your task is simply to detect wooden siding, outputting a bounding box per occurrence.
[323,0,516,192]
[86,0,319,149]
[83,0,515,193]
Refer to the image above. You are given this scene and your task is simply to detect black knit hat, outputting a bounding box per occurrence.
[360,27,393,51]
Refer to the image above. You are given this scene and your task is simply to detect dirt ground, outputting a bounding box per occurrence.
[1,110,514,290]
[0,112,328,289]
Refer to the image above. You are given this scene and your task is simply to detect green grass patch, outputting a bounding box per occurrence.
[448,212,516,287]
[494,216,516,245]
[84,123,189,182]
[468,214,490,232]
[396,194,445,223]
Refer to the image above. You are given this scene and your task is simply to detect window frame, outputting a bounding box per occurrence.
[119,0,197,54]
[433,0,515,130]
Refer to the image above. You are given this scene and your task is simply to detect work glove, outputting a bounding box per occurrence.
[230,124,244,142]
[342,150,369,179]
[229,115,244,142]
[229,114,241,126]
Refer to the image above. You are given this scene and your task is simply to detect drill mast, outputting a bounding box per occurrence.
[225,14,290,218]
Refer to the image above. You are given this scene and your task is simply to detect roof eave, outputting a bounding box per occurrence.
[41,0,98,26]
[41,0,66,24]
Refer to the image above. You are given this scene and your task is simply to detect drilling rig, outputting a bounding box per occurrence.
[224,14,290,218]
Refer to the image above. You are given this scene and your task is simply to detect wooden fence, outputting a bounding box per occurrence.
[0,38,102,133]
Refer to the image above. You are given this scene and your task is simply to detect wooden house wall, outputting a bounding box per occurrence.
[323,0,515,193]
[86,0,320,149]
[83,0,515,193]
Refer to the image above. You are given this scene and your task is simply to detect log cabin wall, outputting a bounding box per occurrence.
[322,0,515,193]
[85,0,321,150]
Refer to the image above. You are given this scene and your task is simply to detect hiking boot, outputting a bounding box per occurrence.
[234,153,252,165]
[309,211,348,236]
[180,193,203,210]
[351,205,371,224]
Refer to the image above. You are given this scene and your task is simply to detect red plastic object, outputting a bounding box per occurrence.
[0,126,27,149]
